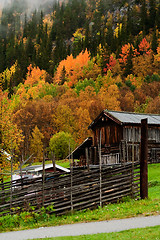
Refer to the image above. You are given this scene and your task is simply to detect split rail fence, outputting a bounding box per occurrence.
[0,162,140,216]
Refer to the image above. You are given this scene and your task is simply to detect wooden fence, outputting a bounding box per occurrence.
[0,162,140,216]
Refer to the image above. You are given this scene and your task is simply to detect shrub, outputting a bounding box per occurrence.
[49,131,75,160]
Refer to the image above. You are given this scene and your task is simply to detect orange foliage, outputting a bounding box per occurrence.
[119,43,139,64]
[25,64,47,86]
[16,65,50,101]
[54,49,90,87]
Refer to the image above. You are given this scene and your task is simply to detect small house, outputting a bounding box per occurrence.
[70,110,160,165]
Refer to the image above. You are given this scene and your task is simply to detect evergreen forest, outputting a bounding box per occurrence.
[0,0,160,174]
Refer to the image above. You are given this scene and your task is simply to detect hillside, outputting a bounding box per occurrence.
[0,0,160,173]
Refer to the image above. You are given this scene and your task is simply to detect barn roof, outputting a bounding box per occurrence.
[106,110,160,125]
[88,110,160,129]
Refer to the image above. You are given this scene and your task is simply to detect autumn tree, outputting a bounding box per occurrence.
[0,61,18,93]
[132,38,154,77]
[30,126,44,162]
[13,99,56,158]
[119,88,135,112]
[0,90,23,180]
[75,108,92,143]
[98,84,121,111]
[54,49,91,87]
[145,96,160,114]
[52,104,76,136]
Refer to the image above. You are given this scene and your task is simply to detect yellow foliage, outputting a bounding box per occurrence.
[125,74,143,88]
[76,107,91,143]
[30,126,44,162]
[132,54,154,77]
[0,91,24,177]
[73,28,85,42]
[0,61,17,87]
[98,84,121,111]
[154,46,160,63]
[114,23,122,38]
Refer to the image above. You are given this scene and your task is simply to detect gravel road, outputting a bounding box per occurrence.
[0,215,160,240]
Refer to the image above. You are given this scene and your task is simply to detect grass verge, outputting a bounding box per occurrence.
[32,225,160,240]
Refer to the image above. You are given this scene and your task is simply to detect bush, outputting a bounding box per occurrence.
[49,131,75,160]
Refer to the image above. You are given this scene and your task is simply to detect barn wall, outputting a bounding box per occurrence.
[123,126,160,143]
[93,124,123,148]
[92,124,160,164]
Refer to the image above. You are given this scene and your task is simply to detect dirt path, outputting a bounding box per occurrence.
[0,215,160,240]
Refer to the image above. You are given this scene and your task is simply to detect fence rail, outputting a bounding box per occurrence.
[0,162,140,216]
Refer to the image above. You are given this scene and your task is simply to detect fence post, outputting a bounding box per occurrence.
[69,141,73,213]
[131,142,134,198]
[42,149,45,207]
[99,130,102,208]
[10,149,13,214]
[85,147,90,172]
[51,152,56,173]
[140,119,148,199]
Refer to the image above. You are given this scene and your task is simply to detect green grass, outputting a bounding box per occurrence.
[32,226,160,240]
[148,163,160,200]
[0,163,159,233]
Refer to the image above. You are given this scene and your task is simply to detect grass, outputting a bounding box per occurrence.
[0,163,159,233]
[32,225,160,240]
[148,163,160,200]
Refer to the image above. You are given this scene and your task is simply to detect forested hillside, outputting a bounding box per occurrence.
[0,0,160,170]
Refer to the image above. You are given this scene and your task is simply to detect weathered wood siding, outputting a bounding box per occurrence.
[122,126,160,163]
[123,126,160,143]
[93,124,122,148]
[91,124,160,164]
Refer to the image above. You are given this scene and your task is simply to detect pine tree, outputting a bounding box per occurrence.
[156,4,160,30]
[140,0,149,35]
[37,11,44,45]
[151,28,158,53]
[149,0,156,29]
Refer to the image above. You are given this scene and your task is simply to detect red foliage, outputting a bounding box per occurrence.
[104,55,117,73]
[139,38,151,54]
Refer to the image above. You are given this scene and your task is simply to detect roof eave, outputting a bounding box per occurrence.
[88,110,122,129]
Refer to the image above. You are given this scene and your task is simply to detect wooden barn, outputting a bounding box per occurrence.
[70,110,160,165]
